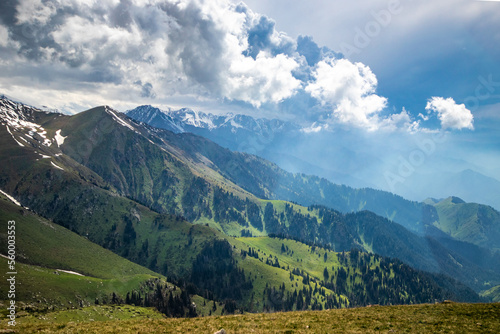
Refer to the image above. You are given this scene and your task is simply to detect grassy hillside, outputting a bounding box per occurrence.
[4,302,499,333]
[432,197,500,251]
[482,285,500,302]
[128,111,431,234]
[0,257,155,310]
[0,195,159,279]
[0,195,219,317]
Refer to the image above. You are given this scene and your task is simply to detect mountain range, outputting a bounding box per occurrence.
[126,105,500,211]
[1,97,499,316]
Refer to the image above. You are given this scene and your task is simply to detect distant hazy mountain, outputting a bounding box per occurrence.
[395,169,500,211]
[126,105,372,188]
[127,105,500,211]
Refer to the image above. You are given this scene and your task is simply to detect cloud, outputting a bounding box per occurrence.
[300,122,329,133]
[378,108,421,133]
[305,58,387,130]
[16,0,57,26]
[425,97,474,130]
[0,0,424,132]
[296,36,321,67]
[0,0,303,107]
[224,52,301,107]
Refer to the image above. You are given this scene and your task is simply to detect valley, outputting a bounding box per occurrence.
[0,97,498,329]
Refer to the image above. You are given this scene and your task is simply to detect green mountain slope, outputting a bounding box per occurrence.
[431,197,500,251]
[142,125,429,234]
[481,285,500,302]
[0,98,485,313]
[0,194,205,316]
[0,195,161,279]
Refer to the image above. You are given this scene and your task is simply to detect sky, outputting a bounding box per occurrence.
[1,0,500,196]
[243,0,500,124]
[1,0,498,128]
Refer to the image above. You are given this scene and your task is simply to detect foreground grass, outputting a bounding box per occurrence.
[3,302,499,333]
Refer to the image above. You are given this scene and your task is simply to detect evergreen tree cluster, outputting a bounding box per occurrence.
[191,239,253,311]
[107,279,198,318]
[213,188,248,227]
[181,177,212,221]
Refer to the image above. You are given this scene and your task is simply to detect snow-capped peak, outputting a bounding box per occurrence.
[0,97,52,147]
[126,104,298,142]
[174,108,217,130]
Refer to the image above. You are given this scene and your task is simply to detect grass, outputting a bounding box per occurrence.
[237,237,341,279]
[3,302,499,333]
[0,196,159,279]
[482,285,500,303]
[14,304,165,324]
[0,257,156,311]
[0,195,216,314]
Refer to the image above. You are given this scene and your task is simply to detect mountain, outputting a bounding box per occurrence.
[125,105,444,235]
[482,285,500,302]
[128,116,430,234]
[126,105,298,152]
[126,105,370,188]
[395,169,500,211]
[127,105,500,211]
[427,196,500,251]
[0,97,487,314]
[0,193,211,317]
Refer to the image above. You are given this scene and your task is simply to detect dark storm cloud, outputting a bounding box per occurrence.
[0,0,19,27]
[135,80,156,99]
[160,1,226,88]
[109,0,134,28]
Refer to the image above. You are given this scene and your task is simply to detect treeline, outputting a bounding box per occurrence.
[262,284,336,312]
[263,203,359,251]
[257,247,480,312]
[100,279,197,318]
[323,250,445,306]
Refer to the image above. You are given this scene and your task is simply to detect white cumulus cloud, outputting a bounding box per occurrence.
[225,52,301,107]
[425,97,474,130]
[305,58,387,130]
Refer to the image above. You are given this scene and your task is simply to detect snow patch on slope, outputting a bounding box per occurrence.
[54,129,67,147]
[51,161,64,171]
[5,125,25,147]
[105,106,135,131]
[0,189,21,206]
[56,269,85,276]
